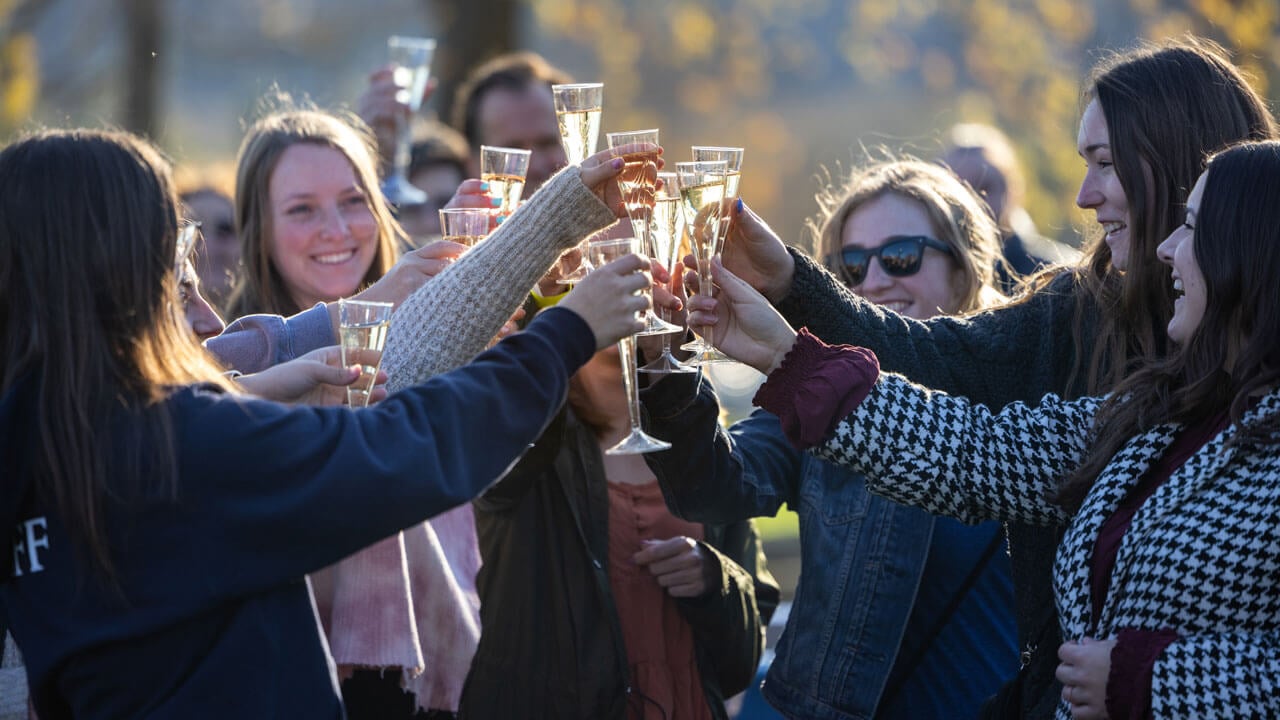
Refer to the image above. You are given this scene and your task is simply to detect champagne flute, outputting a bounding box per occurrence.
[639,172,695,374]
[692,146,744,267]
[675,160,733,365]
[480,145,531,219]
[438,207,491,249]
[553,83,603,164]
[381,36,436,207]
[552,82,603,284]
[586,236,672,455]
[607,130,680,336]
[338,298,394,408]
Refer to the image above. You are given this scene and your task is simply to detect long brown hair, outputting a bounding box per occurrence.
[227,107,401,317]
[0,129,235,584]
[1057,141,1280,512]
[810,158,1006,314]
[1068,37,1276,396]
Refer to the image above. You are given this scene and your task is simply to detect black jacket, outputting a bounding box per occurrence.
[460,408,779,719]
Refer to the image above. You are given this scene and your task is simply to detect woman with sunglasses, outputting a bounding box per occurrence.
[686,137,1280,720]
[699,36,1275,718]
[645,159,1013,719]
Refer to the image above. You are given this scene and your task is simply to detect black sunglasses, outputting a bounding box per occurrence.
[826,235,954,286]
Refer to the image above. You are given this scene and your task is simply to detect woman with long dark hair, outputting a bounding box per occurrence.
[688,137,1280,720]
[705,36,1276,717]
[0,128,650,718]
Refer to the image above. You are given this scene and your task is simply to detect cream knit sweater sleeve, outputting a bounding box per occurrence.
[381,166,617,391]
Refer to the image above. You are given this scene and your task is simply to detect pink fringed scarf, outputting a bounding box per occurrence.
[310,503,482,712]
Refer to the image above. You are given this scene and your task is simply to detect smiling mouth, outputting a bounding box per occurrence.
[880,301,911,314]
[1101,222,1127,237]
[314,249,357,265]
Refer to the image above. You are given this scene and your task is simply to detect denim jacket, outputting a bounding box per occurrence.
[644,374,1011,719]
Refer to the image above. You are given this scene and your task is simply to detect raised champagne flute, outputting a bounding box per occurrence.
[480,145,531,220]
[586,236,672,455]
[381,36,436,207]
[607,130,681,336]
[552,82,603,283]
[438,207,491,249]
[675,160,733,364]
[338,298,394,408]
[639,171,695,374]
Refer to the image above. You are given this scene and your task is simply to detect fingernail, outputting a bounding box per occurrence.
[495,215,506,225]
[479,181,490,191]
[611,157,624,169]
[490,197,503,208]
[736,197,744,214]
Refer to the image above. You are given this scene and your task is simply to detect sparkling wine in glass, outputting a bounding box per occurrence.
[552,83,603,165]
[382,36,436,207]
[480,145,530,219]
[552,83,603,284]
[338,299,394,408]
[675,160,733,365]
[692,146,744,256]
[639,172,695,375]
[607,130,680,337]
[587,236,672,455]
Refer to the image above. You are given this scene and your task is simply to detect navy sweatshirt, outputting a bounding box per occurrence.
[0,307,594,720]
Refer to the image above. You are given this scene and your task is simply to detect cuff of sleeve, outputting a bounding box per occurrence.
[1107,627,1179,720]
[526,306,597,377]
[753,327,879,450]
[530,286,572,309]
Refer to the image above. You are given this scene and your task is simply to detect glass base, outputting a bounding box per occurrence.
[382,173,427,206]
[636,310,683,336]
[679,338,734,365]
[605,429,672,455]
[638,350,697,375]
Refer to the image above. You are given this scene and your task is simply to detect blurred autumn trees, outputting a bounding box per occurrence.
[2,0,1276,245]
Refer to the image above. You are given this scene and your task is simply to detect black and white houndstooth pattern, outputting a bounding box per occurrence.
[813,374,1280,719]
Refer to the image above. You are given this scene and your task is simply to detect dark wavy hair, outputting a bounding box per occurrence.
[0,129,234,585]
[1066,36,1276,396]
[1058,140,1280,511]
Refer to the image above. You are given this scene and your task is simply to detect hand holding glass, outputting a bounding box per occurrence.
[338,299,394,408]
[607,130,680,336]
[586,237,671,454]
[382,36,436,206]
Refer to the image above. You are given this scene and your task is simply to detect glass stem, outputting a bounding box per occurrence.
[659,305,673,357]
[392,110,411,181]
[698,265,715,347]
[620,336,644,433]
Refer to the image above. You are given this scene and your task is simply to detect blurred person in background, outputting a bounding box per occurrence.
[451,51,572,196]
[397,120,470,244]
[176,165,241,314]
[940,122,1080,292]
[646,159,1016,719]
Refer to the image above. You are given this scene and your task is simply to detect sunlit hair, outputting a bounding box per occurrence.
[227,106,401,317]
[451,51,573,149]
[1067,36,1276,395]
[0,129,236,585]
[809,158,1005,315]
[1058,140,1280,512]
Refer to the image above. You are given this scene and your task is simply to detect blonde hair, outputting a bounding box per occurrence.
[809,158,1005,313]
[228,107,403,317]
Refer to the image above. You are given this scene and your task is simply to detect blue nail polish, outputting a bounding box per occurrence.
[736,197,744,214]
[495,215,506,225]
[480,181,490,191]
[490,197,503,208]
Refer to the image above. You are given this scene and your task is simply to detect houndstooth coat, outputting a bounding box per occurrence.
[813,374,1280,719]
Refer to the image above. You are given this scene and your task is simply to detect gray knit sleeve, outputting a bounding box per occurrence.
[381,166,617,390]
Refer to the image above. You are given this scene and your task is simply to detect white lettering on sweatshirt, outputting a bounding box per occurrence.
[11,517,49,577]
